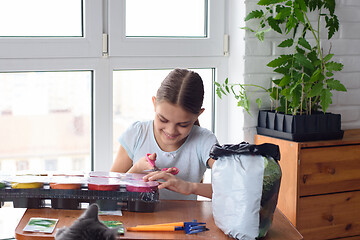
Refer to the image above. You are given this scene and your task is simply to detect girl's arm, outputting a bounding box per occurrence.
[111,146,155,173]
[187,182,213,199]
[190,158,215,199]
[110,145,133,172]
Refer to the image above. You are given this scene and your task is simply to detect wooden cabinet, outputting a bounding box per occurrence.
[255,129,360,240]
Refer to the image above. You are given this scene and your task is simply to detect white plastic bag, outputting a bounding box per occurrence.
[212,154,264,239]
[210,143,281,240]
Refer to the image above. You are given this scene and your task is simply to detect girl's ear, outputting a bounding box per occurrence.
[152,96,157,110]
[198,108,205,116]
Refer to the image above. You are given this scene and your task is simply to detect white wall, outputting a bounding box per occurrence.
[227,0,360,143]
[329,0,360,130]
[225,0,246,144]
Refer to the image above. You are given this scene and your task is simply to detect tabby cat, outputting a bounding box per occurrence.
[55,203,119,240]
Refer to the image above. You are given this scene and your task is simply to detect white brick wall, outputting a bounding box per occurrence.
[228,0,360,143]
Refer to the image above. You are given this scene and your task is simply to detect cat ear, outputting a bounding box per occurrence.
[82,203,99,220]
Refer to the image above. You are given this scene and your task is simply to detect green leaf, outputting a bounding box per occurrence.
[324,0,336,15]
[293,23,300,38]
[274,66,290,74]
[270,87,281,100]
[225,85,230,93]
[313,59,322,67]
[278,38,294,47]
[255,31,265,41]
[258,0,287,6]
[294,8,305,23]
[307,50,319,63]
[281,88,291,100]
[241,26,255,33]
[326,15,339,39]
[295,0,307,12]
[279,75,291,87]
[326,72,334,77]
[320,89,333,112]
[267,55,292,67]
[255,28,273,41]
[326,61,344,72]
[290,86,302,107]
[290,78,302,93]
[308,0,323,11]
[272,79,282,85]
[245,10,264,21]
[268,16,282,33]
[256,98,263,108]
[298,37,312,50]
[275,6,292,20]
[296,46,306,55]
[294,53,315,70]
[293,70,305,81]
[327,79,347,91]
[308,82,323,97]
[309,69,325,83]
[323,53,334,62]
[285,1,292,6]
[238,98,250,114]
[216,88,222,99]
[286,15,297,33]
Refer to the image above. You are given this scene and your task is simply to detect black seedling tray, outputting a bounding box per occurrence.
[0,185,159,212]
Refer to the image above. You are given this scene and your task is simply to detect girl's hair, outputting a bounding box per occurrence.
[156,68,204,125]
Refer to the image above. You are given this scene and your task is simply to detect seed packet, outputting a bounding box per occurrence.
[101,221,124,235]
[23,217,58,233]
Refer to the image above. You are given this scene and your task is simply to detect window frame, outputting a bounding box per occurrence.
[108,0,225,56]
[0,0,103,59]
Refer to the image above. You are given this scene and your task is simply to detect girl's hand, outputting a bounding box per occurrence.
[127,153,157,173]
[142,169,194,195]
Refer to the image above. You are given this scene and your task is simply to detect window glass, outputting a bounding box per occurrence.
[126,0,207,37]
[0,0,83,37]
[0,71,92,172]
[112,69,213,154]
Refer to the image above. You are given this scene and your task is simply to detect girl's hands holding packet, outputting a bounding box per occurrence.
[143,168,193,196]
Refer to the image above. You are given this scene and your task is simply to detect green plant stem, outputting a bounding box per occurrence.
[256,5,274,33]
[303,9,323,71]
[302,8,325,112]
[228,83,269,92]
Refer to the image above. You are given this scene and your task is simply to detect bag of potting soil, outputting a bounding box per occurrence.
[210,142,281,240]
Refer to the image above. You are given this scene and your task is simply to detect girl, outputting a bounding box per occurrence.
[110,68,217,200]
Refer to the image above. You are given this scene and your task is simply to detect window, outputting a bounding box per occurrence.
[0,71,92,172]
[0,0,83,37]
[126,0,206,37]
[0,0,102,58]
[109,0,224,56]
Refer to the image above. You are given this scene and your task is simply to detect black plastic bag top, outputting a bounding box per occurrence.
[209,142,280,161]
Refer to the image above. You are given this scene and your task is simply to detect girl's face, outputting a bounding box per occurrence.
[152,97,203,152]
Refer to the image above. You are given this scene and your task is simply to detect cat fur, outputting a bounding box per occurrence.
[55,203,118,240]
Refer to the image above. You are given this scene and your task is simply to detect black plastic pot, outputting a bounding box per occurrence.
[256,110,344,142]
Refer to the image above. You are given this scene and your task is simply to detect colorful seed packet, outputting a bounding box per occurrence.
[102,220,124,234]
[23,217,58,233]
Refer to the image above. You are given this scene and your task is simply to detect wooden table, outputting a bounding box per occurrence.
[15,200,303,240]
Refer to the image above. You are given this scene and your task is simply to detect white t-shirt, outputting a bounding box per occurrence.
[119,120,218,200]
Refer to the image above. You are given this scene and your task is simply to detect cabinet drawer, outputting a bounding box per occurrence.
[299,145,360,196]
[298,191,360,240]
